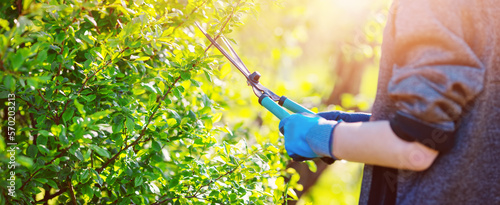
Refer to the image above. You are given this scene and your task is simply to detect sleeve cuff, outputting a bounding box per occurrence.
[389,111,456,152]
[306,119,339,159]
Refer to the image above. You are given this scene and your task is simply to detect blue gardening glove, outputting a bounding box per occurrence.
[317,111,371,122]
[279,113,339,162]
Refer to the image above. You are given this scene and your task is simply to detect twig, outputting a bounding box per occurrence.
[88,11,101,34]
[36,187,68,203]
[168,0,209,36]
[68,178,77,205]
[204,0,241,52]
[37,90,59,124]
[52,37,66,101]
[16,96,40,112]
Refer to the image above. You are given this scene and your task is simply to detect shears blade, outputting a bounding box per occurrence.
[195,22,281,101]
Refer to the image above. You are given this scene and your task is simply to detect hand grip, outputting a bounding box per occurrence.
[279,96,314,114]
[259,95,290,120]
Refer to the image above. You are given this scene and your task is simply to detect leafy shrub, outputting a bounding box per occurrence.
[0,0,300,204]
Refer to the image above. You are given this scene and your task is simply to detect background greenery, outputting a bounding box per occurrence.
[0,0,390,204]
[224,1,390,204]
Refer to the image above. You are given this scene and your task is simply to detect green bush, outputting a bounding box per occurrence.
[0,0,299,204]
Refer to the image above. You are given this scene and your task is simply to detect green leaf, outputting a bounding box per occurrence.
[181,71,190,80]
[16,156,33,169]
[75,150,84,161]
[305,160,317,173]
[81,169,90,181]
[35,178,48,183]
[0,90,9,98]
[0,18,9,30]
[39,129,51,135]
[74,98,85,115]
[158,81,165,94]
[172,87,182,98]
[167,118,177,127]
[62,109,74,123]
[83,149,92,161]
[82,95,96,102]
[134,176,143,187]
[27,78,38,88]
[126,117,134,132]
[10,51,23,70]
[47,179,59,189]
[59,133,69,146]
[37,50,47,62]
[37,145,50,155]
[3,75,15,91]
[134,56,150,61]
[133,88,146,95]
[27,144,38,157]
[51,124,62,136]
[266,145,279,154]
[23,0,33,11]
[287,188,299,200]
[159,72,170,81]
[89,110,112,121]
[91,169,103,186]
[90,145,110,158]
[36,134,48,145]
[152,140,162,152]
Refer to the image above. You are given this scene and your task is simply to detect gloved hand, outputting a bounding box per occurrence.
[279,113,339,162]
[317,110,371,122]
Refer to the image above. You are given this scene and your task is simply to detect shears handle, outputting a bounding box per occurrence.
[259,95,290,120]
[258,95,314,120]
[278,96,314,115]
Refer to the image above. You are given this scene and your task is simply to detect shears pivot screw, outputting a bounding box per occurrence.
[249,71,261,83]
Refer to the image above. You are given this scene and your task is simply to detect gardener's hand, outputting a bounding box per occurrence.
[317,110,371,122]
[279,113,339,162]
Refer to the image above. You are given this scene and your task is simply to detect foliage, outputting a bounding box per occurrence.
[0,0,300,204]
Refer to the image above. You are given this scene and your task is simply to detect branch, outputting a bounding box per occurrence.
[204,0,241,52]
[59,47,128,119]
[52,37,66,102]
[16,96,40,112]
[20,146,71,190]
[68,178,77,205]
[168,0,209,36]
[96,74,183,173]
[88,11,101,34]
[36,187,68,203]
[37,89,59,124]
[77,47,128,94]
[19,169,41,191]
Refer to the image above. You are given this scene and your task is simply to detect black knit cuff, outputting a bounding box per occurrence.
[389,111,455,153]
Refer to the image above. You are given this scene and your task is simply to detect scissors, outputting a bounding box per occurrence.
[195,22,314,120]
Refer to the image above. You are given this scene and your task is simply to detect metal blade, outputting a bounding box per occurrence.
[194,22,251,78]
[220,36,246,71]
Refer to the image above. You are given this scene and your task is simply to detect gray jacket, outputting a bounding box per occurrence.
[360,0,500,204]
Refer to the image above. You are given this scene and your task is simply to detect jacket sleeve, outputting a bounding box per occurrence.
[387,0,485,152]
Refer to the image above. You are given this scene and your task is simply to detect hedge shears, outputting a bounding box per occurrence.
[195,22,314,120]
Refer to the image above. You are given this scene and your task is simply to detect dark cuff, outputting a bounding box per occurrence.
[389,111,455,153]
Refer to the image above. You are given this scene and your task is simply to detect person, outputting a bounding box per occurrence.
[278,0,500,204]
